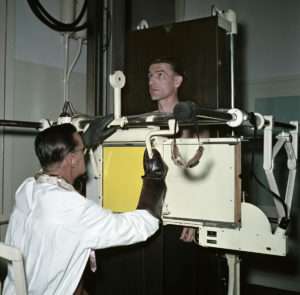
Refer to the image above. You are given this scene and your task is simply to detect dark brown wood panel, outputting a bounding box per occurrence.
[88,226,225,295]
[123,16,230,115]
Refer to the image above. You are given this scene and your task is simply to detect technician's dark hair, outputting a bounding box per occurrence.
[149,57,185,77]
[35,123,77,170]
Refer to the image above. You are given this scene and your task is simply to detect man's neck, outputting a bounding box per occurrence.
[158,96,179,113]
[44,165,74,185]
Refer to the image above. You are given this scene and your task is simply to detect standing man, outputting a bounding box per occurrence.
[148,58,218,295]
[148,57,195,241]
[3,122,167,294]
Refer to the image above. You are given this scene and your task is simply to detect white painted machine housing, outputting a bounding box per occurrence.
[161,137,241,227]
[96,127,287,257]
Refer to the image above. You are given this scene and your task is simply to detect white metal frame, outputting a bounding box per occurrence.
[0,242,27,295]
[85,68,299,295]
[263,116,298,221]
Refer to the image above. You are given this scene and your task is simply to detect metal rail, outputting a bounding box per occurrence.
[0,119,41,129]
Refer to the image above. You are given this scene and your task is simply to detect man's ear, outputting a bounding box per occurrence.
[174,75,183,88]
[64,153,75,168]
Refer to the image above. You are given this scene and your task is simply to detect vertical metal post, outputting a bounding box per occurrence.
[225,253,240,295]
[222,9,237,109]
[102,0,109,114]
[104,0,127,114]
[230,33,235,108]
[86,0,104,115]
[0,0,7,230]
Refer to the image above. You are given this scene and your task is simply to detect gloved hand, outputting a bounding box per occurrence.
[82,114,116,149]
[137,149,168,219]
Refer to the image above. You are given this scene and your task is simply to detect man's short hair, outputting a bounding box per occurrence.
[35,123,77,170]
[149,57,185,77]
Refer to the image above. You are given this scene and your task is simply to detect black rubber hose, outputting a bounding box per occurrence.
[27,0,87,32]
[35,0,87,28]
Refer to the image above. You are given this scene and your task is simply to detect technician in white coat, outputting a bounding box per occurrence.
[3,122,167,294]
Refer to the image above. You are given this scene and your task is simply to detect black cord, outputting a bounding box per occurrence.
[27,0,87,32]
[29,0,87,29]
[61,101,75,117]
[35,0,86,27]
[249,113,288,218]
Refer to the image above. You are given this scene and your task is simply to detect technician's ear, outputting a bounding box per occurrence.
[71,157,76,167]
[65,153,76,168]
[71,153,80,167]
[174,75,183,89]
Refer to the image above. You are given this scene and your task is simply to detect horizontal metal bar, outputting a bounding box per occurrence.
[0,119,42,129]
[194,109,233,121]
[126,120,227,129]
[273,121,296,130]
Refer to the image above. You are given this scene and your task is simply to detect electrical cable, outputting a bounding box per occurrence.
[61,101,75,117]
[27,0,87,32]
[35,0,87,28]
[26,0,86,117]
[250,120,288,219]
[27,0,87,31]
[66,38,83,87]
[61,37,82,116]
[63,33,70,104]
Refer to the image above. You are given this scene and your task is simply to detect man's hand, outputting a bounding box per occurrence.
[180,227,195,242]
[143,148,168,179]
[82,114,116,149]
[137,149,168,219]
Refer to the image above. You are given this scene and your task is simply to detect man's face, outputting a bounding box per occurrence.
[148,63,182,101]
[71,133,86,179]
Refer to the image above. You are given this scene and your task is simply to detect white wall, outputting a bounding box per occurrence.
[0,0,87,235]
[182,0,300,110]
[233,0,300,81]
[232,0,300,111]
[16,0,86,73]
[0,0,16,236]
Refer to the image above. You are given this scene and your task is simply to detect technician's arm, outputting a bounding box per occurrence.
[79,202,159,249]
[137,148,168,218]
[76,149,167,249]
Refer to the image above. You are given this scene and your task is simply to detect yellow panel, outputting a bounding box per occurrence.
[103,146,144,212]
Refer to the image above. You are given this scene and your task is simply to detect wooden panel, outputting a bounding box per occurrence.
[91,230,164,295]
[89,226,224,295]
[123,16,230,115]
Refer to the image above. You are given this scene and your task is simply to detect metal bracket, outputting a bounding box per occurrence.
[263,116,298,221]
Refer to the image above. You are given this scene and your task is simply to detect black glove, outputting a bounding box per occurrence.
[82,114,116,149]
[137,149,168,219]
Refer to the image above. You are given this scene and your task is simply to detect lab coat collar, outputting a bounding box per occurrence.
[35,173,75,192]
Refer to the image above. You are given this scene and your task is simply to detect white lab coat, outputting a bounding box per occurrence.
[3,176,159,294]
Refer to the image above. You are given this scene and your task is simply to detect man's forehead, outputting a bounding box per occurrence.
[149,62,173,73]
